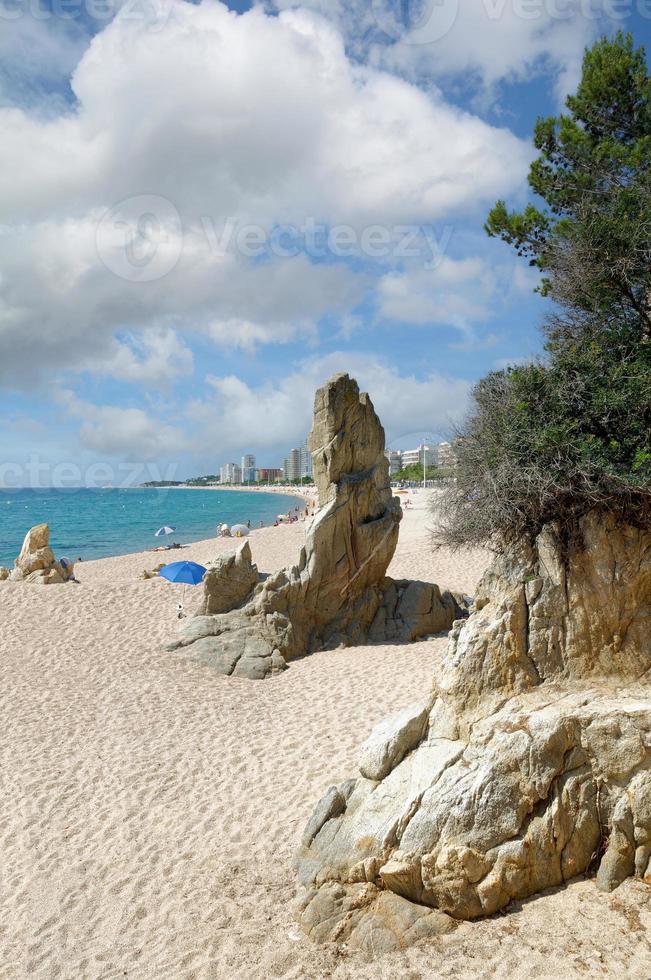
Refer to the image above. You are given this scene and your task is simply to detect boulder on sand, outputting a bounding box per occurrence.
[9,524,75,584]
[194,541,259,615]
[296,510,651,953]
[168,374,465,679]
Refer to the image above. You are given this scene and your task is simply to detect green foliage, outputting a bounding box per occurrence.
[486,32,650,334]
[186,474,221,486]
[440,34,651,548]
[392,463,451,482]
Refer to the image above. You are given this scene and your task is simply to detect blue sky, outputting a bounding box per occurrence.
[1,0,650,485]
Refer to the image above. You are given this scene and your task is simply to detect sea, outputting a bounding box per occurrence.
[0,487,304,567]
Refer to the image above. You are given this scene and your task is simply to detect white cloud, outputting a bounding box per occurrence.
[48,353,470,466]
[0,1,532,389]
[190,352,471,456]
[375,248,543,346]
[56,389,186,459]
[0,222,363,384]
[1,3,529,226]
[378,257,493,329]
[82,328,194,384]
[207,319,318,352]
[268,0,602,104]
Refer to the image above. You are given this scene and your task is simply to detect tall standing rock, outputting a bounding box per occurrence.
[169,374,464,679]
[296,510,651,953]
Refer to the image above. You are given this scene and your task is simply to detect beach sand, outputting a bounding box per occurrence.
[1,492,649,979]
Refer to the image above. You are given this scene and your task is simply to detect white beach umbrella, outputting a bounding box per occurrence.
[155,525,177,537]
[231,524,249,536]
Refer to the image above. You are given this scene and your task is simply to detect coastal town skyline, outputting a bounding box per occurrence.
[215,439,457,484]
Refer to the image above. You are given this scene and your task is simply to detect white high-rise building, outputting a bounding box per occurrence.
[286,447,302,481]
[401,444,436,469]
[220,463,242,484]
[241,454,256,483]
[284,440,313,482]
[300,441,313,479]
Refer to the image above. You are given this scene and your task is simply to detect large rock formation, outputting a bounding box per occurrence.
[168,374,465,679]
[195,541,259,615]
[296,510,651,953]
[7,524,75,584]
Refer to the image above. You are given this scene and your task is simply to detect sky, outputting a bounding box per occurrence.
[1,0,650,485]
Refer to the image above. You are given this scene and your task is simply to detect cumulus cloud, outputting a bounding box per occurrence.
[189,351,472,458]
[268,0,603,103]
[375,251,535,346]
[81,328,194,384]
[207,319,318,352]
[2,3,528,225]
[377,257,494,329]
[56,389,186,459]
[0,0,532,389]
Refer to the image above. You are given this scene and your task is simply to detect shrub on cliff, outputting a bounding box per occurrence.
[438,33,651,549]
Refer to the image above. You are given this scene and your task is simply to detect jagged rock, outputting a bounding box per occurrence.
[359,700,431,781]
[296,510,651,949]
[10,524,74,584]
[194,541,258,615]
[169,374,463,679]
[0,567,9,581]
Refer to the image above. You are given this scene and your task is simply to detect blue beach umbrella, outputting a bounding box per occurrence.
[159,560,207,618]
[159,560,206,584]
[155,525,177,537]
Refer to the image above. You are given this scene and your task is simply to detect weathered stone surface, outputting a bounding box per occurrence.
[296,881,455,954]
[10,524,75,584]
[170,374,463,679]
[369,580,467,643]
[359,701,431,781]
[195,541,258,615]
[0,567,9,581]
[438,511,651,719]
[296,510,651,946]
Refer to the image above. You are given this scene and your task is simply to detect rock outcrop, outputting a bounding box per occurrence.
[194,541,259,615]
[8,524,75,584]
[168,374,465,679]
[296,510,651,953]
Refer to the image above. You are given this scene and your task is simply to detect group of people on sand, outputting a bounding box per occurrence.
[273,504,315,527]
[218,520,252,538]
[216,504,315,533]
[152,502,315,547]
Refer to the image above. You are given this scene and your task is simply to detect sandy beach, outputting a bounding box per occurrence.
[1,491,649,979]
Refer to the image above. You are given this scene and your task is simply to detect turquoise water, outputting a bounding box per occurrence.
[0,488,304,566]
